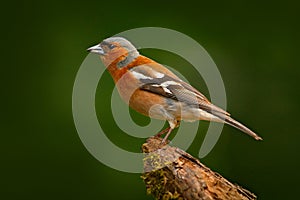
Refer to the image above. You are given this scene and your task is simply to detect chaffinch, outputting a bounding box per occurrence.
[87,37,262,143]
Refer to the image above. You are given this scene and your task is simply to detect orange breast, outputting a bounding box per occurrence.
[114,70,166,118]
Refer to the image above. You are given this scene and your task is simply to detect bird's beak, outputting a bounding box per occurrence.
[87,44,105,55]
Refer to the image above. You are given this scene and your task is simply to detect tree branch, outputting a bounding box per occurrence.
[141,137,257,200]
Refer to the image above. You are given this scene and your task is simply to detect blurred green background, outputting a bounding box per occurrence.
[2,0,300,199]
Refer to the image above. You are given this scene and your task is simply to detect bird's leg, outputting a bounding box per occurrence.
[155,127,170,137]
[160,120,179,144]
[155,120,179,144]
[161,128,173,144]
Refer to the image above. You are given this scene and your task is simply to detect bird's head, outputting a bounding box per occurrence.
[87,37,139,68]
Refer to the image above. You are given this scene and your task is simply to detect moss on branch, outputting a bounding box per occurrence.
[141,137,257,200]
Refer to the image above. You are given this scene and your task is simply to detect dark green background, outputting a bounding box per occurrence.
[2,1,300,199]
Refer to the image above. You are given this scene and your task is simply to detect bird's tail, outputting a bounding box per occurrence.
[224,116,262,140]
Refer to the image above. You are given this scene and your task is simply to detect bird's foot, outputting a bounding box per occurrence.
[161,128,173,144]
[154,127,173,144]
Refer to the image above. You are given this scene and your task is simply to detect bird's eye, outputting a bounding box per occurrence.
[108,44,116,49]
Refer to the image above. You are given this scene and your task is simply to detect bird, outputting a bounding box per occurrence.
[87,37,262,143]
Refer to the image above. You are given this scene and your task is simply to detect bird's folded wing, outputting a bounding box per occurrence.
[130,65,230,116]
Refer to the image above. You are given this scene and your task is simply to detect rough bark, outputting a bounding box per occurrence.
[141,137,257,200]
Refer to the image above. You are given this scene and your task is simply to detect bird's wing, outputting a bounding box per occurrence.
[130,65,230,116]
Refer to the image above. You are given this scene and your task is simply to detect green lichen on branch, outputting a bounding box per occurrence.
[142,169,182,200]
[141,137,257,200]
